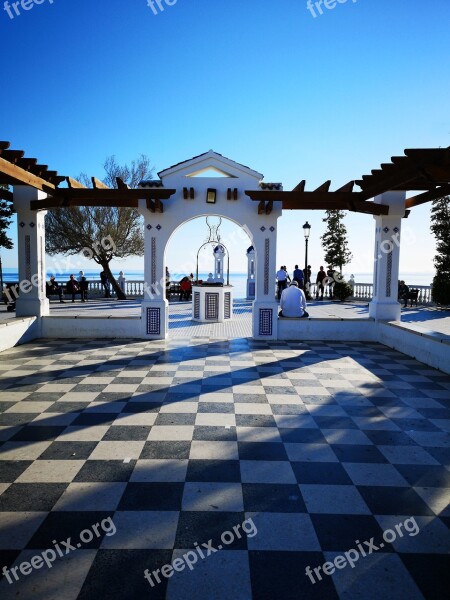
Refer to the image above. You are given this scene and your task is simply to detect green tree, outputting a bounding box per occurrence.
[320,210,353,274]
[0,184,14,292]
[45,155,153,300]
[430,195,450,305]
[0,184,13,250]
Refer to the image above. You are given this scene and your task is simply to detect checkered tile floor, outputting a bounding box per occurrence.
[0,338,449,599]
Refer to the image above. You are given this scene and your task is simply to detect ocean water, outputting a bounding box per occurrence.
[1,268,435,299]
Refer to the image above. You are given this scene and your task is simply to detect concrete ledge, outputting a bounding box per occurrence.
[0,317,39,352]
[379,321,450,375]
[277,318,377,341]
[42,316,144,339]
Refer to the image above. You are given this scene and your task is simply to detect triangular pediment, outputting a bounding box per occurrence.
[186,166,237,178]
[158,150,263,182]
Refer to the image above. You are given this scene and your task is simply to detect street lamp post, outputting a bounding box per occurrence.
[303,221,311,298]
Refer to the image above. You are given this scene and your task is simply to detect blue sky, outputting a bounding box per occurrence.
[1,0,449,279]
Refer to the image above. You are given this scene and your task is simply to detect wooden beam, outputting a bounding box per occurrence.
[67,177,83,189]
[154,198,163,213]
[50,189,175,201]
[258,200,265,214]
[31,198,140,210]
[405,183,450,209]
[116,177,129,190]
[292,180,306,192]
[1,150,25,163]
[146,198,155,212]
[92,177,109,190]
[17,158,38,171]
[0,156,56,192]
[66,177,86,189]
[0,141,11,151]
[265,200,273,215]
[314,180,331,192]
[335,181,354,193]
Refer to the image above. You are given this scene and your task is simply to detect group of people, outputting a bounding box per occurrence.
[46,273,88,303]
[276,265,336,301]
[46,271,112,303]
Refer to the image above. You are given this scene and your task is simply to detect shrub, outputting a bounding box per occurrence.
[431,274,450,306]
[333,280,353,302]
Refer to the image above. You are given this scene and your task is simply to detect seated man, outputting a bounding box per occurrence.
[46,275,65,303]
[179,276,192,301]
[279,280,309,318]
[398,280,410,307]
[66,274,80,302]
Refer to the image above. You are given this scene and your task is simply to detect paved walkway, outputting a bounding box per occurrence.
[0,337,449,599]
[3,298,450,338]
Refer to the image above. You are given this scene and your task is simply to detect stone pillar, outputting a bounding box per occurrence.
[252,229,279,339]
[118,271,126,294]
[140,203,168,339]
[369,191,406,321]
[13,186,49,318]
[246,246,256,299]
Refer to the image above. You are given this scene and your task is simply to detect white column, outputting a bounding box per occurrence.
[139,202,168,339]
[252,229,279,339]
[13,186,49,318]
[369,191,406,321]
[246,247,255,299]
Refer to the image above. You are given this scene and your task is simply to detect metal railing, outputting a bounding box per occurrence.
[86,280,434,304]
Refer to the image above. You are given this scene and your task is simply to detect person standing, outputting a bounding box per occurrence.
[279,281,309,318]
[293,264,304,289]
[100,271,110,298]
[276,266,288,301]
[326,266,336,300]
[78,271,88,302]
[316,266,326,300]
[303,265,312,299]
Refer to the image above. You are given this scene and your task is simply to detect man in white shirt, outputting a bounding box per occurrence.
[279,281,309,318]
[276,266,288,301]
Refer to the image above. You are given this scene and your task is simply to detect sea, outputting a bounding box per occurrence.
[1,268,435,299]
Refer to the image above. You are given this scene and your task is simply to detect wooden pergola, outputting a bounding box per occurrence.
[246,146,450,215]
[0,141,175,213]
[1,141,449,216]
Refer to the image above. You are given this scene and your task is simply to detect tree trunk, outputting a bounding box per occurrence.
[100,260,127,300]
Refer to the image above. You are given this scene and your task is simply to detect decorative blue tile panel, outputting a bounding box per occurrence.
[151,237,157,290]
[224,292,231,319]
[205,293,219,320]
[259,308,273,336]
[248,281,255,298]
[386,249,393,297]
[264,239,270,295]
[194,292,200,319]
[25,235,31,282]
[146,307,161,335]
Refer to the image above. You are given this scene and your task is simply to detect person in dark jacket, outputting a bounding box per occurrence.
[66,274,80,303]
[316,266,327,300]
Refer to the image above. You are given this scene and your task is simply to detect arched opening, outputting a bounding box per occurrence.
[164,214,254,337]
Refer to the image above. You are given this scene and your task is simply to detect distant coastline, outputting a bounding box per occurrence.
[1,267,434,287]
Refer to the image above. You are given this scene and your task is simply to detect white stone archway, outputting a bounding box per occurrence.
[138,151,282,340]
